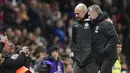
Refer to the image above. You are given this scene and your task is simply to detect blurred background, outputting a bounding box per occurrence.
[0,0,130,73]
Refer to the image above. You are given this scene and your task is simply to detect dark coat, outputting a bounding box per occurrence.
[71,19,94,66]
[0,52,27,73]
[92,13,118,60]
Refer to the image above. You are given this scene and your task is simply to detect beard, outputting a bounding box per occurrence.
[75,17,80,21]
[75,13,88,21]
[75,17,84,21]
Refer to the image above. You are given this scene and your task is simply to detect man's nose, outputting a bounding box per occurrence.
[75,14,78,17]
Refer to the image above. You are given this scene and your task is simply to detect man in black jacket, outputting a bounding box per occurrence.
[72,3,98,73]
[88,5,118,73]
[0,36,30,73]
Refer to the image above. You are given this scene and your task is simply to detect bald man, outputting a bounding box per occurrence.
[71,3,98,73]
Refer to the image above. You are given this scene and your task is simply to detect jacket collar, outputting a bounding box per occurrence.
[92,11,108,26]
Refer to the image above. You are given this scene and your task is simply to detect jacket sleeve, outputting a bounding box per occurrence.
[40,62,50,73]
[103,22,118,52]
[2,52,26,69]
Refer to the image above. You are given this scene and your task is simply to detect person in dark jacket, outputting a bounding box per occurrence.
[0,36,30,73]
[72,3,98,73]
[88,5,118,73]
[39,45,64,73]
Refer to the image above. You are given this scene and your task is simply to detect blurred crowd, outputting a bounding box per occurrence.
[0,0,130,73]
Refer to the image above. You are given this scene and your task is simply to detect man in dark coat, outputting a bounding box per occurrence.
[88,5,118,73]
[0,36,30,73]
[72,3,98,73]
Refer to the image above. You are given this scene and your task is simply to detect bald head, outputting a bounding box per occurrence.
[74,3,87,21]
[75,3,87,13]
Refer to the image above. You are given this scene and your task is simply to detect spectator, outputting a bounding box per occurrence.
[39,45,64,73]
[52,20,65,44]
[112,43,122,73]
[0,36,30,73]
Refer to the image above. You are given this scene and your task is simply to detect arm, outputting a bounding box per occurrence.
[61,61,64,73]
[2,52,26,68]
[103,22,118,52]
[40,62,50,73]
[105,17,113,24]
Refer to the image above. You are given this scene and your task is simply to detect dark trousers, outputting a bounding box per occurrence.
[99,59,116,73]
[72,62,98,73]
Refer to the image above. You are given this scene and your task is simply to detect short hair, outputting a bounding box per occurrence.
[88,5,103,14]
[75,3,87,13]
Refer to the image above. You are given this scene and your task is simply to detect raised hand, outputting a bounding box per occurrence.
[1,36,10,53]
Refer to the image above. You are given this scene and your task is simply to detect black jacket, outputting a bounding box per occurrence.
[0,52,27,73]
[92,13,118,60]
[71,19,94,67]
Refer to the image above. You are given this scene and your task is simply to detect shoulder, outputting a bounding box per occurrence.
[100,21,114,28]
[42,60,52,65]
[101,19,113,25]
[59,60,64,64]
[40,62,50,71]
[41,60,51,68]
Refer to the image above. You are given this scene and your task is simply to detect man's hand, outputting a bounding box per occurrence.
[20,46,29,56]
[105,18,113,24]
[1,36,10,53]
[1,36,8,42]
